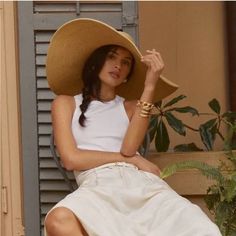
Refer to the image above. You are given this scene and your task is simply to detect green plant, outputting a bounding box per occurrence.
[139,95,236,234]
[144,95,236,153]
[160,124,236,236]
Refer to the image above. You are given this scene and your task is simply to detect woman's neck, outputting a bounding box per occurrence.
[99,94,116,102]
[99,85,116,102]
[90,90,116,102]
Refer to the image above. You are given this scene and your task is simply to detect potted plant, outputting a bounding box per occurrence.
[141,95,236,154]
[160,124,236,235]
[141,95,236,235]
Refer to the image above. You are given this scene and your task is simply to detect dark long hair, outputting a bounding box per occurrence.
[79,45,135,127]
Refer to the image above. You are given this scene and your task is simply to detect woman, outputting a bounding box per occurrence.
[45,18,221,236]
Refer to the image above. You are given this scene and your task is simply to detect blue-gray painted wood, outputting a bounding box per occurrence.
[33,13,122,30]
[17,1,138,235]
[122,1,139,45]
[17,1,41,236]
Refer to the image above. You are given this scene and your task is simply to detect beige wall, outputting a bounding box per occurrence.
[1,1,24,236]
[1,2,3,233]
[139,2,228,151]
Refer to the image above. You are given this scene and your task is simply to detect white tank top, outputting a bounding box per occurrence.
[71,94,130,152]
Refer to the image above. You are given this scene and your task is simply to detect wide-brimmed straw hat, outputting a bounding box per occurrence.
[46,18,178,101]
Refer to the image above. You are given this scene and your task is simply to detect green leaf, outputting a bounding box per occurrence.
[229,218,236,234]
[199,124,214,150]
[148,116,158,143]
[165,112,186,136]
[224,179,236,202]
[201,118,217,128]
[211,124,218,142]
[174,143,203,152]
[224,123,236,151]
[228,230,236,236]
[215,202,231,229]
[222,111,236,119]
[163,95,186,108]
[209,98,221,114]
[160,160,224,182]
[148,116,157,130]
[168,106,199,116]
[204,193,219,211]
[200,119,218,144]
[155,119,170,152]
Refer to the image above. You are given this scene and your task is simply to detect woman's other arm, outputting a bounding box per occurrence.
[52,95,139,171]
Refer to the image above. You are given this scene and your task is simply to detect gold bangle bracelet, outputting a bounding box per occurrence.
[140,113,150,118]
[137,100,154,110]
[140,110,151,118]
[137,100,153,118]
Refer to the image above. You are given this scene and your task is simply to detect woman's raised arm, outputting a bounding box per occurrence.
[120,50,164,156]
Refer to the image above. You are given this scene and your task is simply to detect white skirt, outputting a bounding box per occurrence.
[45,162,221,236]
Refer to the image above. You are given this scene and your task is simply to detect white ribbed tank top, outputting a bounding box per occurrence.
[71,94,130,152]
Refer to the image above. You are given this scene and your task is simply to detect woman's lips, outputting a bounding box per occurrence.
[109,71,120,79]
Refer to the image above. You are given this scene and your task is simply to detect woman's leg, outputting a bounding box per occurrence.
[45,207,89,236]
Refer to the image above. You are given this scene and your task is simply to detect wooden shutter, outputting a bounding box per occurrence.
[18,1,138,235]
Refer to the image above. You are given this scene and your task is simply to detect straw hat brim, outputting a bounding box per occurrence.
[46,18,178,101]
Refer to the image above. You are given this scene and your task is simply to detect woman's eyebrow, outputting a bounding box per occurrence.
[109,49,117,54]
[110,50,132,61]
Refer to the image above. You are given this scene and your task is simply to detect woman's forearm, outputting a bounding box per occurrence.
[120,49,164,156]
[65,148,161,177]
[63,148,138,171]
[120,86,156,156]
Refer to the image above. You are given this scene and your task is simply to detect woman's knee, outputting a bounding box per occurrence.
[45,207,77,234]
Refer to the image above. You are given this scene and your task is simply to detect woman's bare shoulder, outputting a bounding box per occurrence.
[51,95,75,113]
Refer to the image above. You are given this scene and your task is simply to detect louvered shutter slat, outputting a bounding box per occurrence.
[39,147,52,158]
[38,101,51,112]
[36,67,46,77]
[36,44,48,54]
[18,1,138,234]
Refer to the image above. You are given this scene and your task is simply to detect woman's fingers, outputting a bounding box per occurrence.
[136,156,161,177]
[141,54,161,68]
[141,50,164,87]
[141,50,164,70]
[141,57,158,71]
[146,49,164,65]
[141,53,164,73]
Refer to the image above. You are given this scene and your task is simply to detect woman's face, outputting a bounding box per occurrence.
[99,47,133,88]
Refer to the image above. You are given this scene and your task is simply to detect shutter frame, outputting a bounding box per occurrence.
[18,1,138,235]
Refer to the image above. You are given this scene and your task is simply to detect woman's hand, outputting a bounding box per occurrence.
[141,49,164,89]
[128,155,161,176]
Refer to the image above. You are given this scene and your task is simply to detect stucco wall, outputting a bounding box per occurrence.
[139,2,228,151]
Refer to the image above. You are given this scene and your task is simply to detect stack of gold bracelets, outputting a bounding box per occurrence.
[137,100,155,118]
